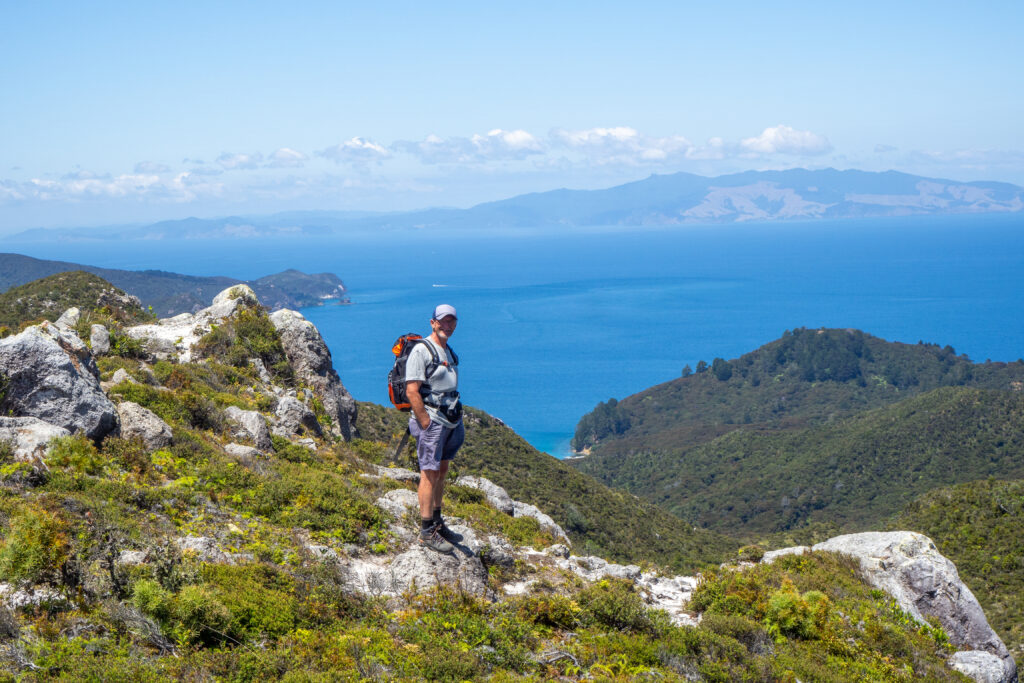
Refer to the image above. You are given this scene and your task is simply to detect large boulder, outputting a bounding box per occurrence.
[224,406,272,451]
[124,285,260,362]
[0,416,70,461]
[0,322,118,440]
[381,546,489,597]
[812,532,1016,682]
[272,396,322,438]
[116,401,173,450]
[269,309,356,440]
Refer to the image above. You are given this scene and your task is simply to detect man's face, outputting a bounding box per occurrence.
[431,315,457,341]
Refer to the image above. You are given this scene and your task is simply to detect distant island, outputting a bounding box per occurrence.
[8,168,1023,241]
[0,253,349,317]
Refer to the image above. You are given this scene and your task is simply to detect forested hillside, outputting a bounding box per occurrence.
[571,328,1024,538]
[0,253,348,316]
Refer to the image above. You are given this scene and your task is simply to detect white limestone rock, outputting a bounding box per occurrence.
[637,572,701,627]
[124,284,259,362]
[269,309,357,440]
[0,322,118,439]
[386,546,490,597]
[54,307,80,330]
[117,550,149,566]
[376,489,419,519]
[812,531,1016,682]
[375,465,420,482]
[89,324,110,355]
[271,396,322,438]
[950,650,1010,683]
[0,416,70,461]
[762,546,810,563]
[224,406,272,451]
[454,475,515,515]
[513,500,570,543]
[116,401,173,449]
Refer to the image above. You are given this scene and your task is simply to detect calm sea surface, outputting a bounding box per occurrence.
[7,215,1024,457]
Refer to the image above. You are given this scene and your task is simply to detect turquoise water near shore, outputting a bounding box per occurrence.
[7,214,1024,457]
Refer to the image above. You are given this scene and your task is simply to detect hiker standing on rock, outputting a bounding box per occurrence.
[406,304,464,553]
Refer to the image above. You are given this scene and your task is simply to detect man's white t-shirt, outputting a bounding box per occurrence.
[405,338,460,427]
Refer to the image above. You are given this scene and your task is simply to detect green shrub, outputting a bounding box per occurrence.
[132,578,173,621]
[0,504,71,585]
[172,584,232,647]
[577,578,654,633]
[700,612,773,655]
[764,584,827,640]
[46,433,106,477]
[194,308,293,383]
[202,564,299,640]
[737,545,766,562]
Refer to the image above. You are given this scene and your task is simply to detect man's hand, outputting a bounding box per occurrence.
[406,381,432,430]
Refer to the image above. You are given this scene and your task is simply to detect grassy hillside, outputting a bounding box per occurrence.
[0,311,977,679]
[575,386,1024,539]
[0,271,152,334]
[890,479,1024,656]
[356,403,739,572]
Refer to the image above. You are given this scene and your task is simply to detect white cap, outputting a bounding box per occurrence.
[433,304,457,320]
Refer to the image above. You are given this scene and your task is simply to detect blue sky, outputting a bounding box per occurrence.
[2,1,1022,233]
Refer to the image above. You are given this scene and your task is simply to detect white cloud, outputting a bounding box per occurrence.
[874,144,898,153]
[550,126,693,165]
[134,161,171,174]
[393,129,543,164]
[740,125,833,156]
[318,137,390,166]
[216,152,263,170]
[267,147,308,169]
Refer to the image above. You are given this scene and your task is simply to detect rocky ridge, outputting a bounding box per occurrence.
[0,285,1016,681]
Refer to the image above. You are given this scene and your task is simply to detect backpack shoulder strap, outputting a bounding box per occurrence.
[414,338,443,378]
[447,345,458,366]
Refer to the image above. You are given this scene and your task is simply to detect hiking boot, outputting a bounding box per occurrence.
[434,521,463,544]
[419,526,454,554]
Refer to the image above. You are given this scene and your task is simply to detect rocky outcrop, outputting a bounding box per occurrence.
[810,532,1016,683]
[116,401,173,450]
[454,475,570,542]
[454,475,516,515]
[0,416,70,461]
[89,324,110,355]
[951,651,1009,683]
[272,396,322,438]
[0,321,118,440]
[269,309,356,440]
[224,406,272,451]
[376,489,419,519]
[513,500,570,543]
[124,285,260,362]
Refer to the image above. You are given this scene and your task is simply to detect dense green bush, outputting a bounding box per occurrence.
[0,504,71,585]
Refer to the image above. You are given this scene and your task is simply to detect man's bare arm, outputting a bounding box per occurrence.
[406,381,431,429]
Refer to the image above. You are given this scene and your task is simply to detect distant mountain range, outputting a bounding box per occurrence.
[8,168,1023,241]
[0,253,349,316]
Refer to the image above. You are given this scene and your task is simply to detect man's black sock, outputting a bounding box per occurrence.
[432,508,442,524]
[421,518,435,532]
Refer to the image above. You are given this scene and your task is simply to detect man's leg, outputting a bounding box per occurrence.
[411,418,453,553]
[431,459,449,512]
[419,467,442,519]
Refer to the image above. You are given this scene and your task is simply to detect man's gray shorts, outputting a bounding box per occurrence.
[409,418,465,471]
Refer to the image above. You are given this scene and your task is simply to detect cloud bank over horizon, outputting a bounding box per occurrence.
[1,122,1022,232]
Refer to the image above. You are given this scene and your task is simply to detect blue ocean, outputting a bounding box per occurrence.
[7,214,1024,457]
